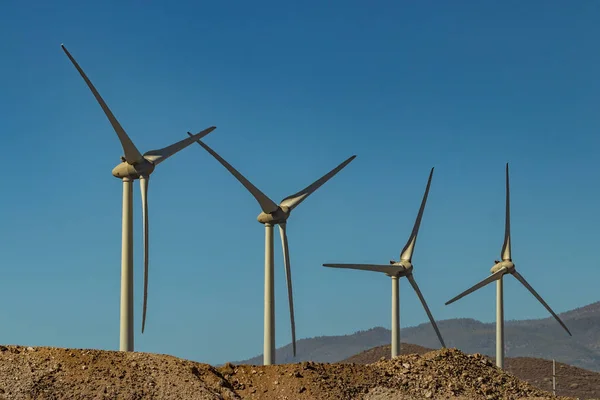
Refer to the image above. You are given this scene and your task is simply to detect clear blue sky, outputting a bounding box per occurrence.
[1,0,599,365]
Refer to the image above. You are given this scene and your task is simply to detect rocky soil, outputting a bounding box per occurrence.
[344,344,600,399]
[0,345,237,400]
[0,345,577,399]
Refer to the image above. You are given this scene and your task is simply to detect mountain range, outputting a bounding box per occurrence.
[232,301,600,372]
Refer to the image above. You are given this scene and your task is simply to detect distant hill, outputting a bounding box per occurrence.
[231,301,600,372]
[504,356,600,400]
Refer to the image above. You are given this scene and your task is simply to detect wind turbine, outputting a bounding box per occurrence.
[62,44,217,351]
[323,167,446,358]
[187,136,356,365]
[445,163,571,369]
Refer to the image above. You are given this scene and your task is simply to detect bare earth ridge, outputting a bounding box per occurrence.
[343,344,600,399]
[0,345,579,400]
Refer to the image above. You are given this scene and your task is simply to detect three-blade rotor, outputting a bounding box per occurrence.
[323,167,446,348]
[63,44,217,335]
[445,163,571,336]
[188,136,356,357]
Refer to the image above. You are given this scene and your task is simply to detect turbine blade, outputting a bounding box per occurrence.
[141,127,217,165]
[511,271,571,336]
[279,155,356,211]
[279,223,297,357]
[189,138,279,214]
[406,273,446,348]
[140,176,150,333]
[400,167,434,261]
[445,268,506,305]
[501,163,511,261]
[61,44,143,165]
[323,263,407,275]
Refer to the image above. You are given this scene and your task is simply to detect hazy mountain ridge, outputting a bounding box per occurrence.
[232,301,600,371]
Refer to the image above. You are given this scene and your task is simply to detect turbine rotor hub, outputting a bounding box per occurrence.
[401,260,413,272]
[257,206,290,224]
[386,260,413,276]
[490,260,515,274]
[112,158,155,179]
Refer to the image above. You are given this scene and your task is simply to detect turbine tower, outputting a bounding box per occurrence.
[188,136,355,365]
[445,163,571,369]
[62,44,217,351]
[323,168,446,358]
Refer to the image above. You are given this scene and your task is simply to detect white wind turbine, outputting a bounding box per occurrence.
[445,163,571,369]
[188,135,356,365]
[62,44,217,351]
[323,168,446,358]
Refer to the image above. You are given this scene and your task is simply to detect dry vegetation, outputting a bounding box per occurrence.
[0,344,580,399]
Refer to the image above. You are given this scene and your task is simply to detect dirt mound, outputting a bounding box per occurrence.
[0,345,574,399]
[341,343,434,364]
[221,348,570,399]
[0,345,237,399]
[343,344,600,399]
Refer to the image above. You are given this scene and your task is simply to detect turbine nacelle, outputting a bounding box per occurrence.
[387,259,413,276]
[112,158,156,179]
[257,206,291,225]
[491,260,514,274]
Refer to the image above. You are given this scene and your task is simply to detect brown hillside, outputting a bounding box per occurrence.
[0,345,572,400]
[505,357,600,400]
[343,344,600,400]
